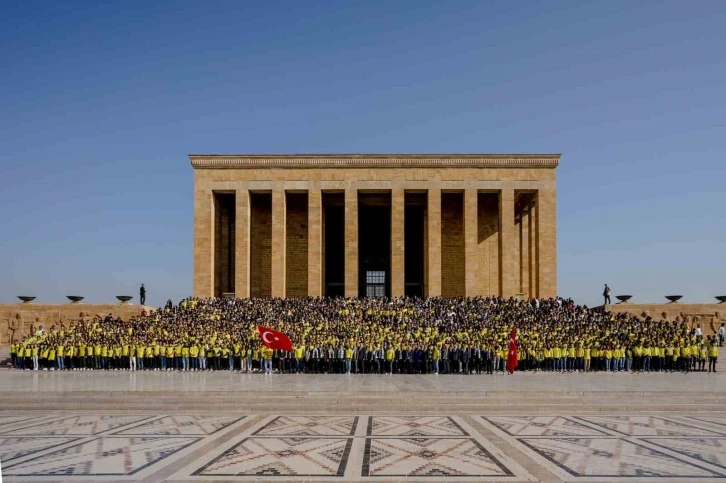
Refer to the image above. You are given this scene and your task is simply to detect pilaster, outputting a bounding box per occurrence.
[427,188,441,297]
[271,189,286,298]
[193,189,213,298]
[308,188,323,297]
[235,189,250,298]
[537,189,557,298]
[391,188,405,297]
[345,189,359,298]
[464,189,479,297]
[499,189,517,298]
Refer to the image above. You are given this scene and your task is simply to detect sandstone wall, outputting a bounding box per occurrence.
[605,302,726,335]
[0,304,154,346]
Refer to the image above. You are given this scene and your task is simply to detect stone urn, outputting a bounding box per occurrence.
[17,296,36,304]
[665,295,683,303]
[716,296,726,304]
[116,295,133,304]
[615,295,632,303]
[66,296,84,303]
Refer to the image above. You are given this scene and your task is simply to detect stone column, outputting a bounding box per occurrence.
[499,188,517,298]
[391,188,405,297]
[427,188,441,297]
[271,189,286,298]
[193,189,213,298]
[308,188,323,297]
[536,189,557,298]
[345,188,359,298]
[464,189,479,297]
[235,188,250,298]
[529,198,538,297]
[520,201,530,298]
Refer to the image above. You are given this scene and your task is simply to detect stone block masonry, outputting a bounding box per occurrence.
[191,154,559,299]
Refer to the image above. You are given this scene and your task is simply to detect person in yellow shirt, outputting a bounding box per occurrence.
[190,345,199,371]
[198,344,207,371]
[681,345,691,373]
[174,344,183,371]
[604,346,613,372]
[181,346,190,371]
[153,344,161,370]
[432,346,441,374]
[261,346,273,374]
[294,345,305,374]
[10,343,18,369]
[633,344,643,372]
[344,345,354,374]
[552,346,562,373]
[56,344,65,371]
[583,346,591,372]
[698,344,708,372]
[708,343,718,373]
[31,344,40,371]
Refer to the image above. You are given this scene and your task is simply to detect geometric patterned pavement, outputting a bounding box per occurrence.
[2,413,726,481]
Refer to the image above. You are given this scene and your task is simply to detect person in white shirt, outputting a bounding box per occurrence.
[719,323,725,347]
[695,325,703,337]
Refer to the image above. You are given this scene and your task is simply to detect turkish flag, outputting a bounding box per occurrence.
[257,326,293,351]
[506,327,518,375]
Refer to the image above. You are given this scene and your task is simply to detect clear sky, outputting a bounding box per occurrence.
[1,1,724,308]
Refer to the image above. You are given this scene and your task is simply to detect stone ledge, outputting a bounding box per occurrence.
[189,154,561,169]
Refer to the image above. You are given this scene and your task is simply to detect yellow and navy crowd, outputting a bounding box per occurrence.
[9,297,722,374]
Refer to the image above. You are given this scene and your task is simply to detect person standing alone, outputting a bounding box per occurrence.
[603,284,611,305]
[140,284,146,305]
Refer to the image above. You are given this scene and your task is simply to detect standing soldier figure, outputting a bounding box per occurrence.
[140,284,146,305]
[603,284,611,305]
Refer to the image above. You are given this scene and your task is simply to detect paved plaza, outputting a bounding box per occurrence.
[2,411,726,482]
[1,371,726,481]
[1,370,723,394]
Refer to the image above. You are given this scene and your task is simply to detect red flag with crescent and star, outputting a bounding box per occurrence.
[506,327,518,375]
[257,326,293,351]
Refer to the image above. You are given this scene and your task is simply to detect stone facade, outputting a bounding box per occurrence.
[191,154,559,299]
[0,304,153,346]
[605,302,726,335]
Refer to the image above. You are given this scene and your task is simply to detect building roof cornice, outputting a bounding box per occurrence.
[189,154,560,169]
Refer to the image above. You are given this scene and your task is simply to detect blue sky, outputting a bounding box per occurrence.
[1,1,724,307]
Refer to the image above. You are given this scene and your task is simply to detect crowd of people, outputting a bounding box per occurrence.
[9,296,722,374]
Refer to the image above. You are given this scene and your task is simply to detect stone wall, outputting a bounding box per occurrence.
[441,192,465,298]
[0,304,154,346]
[605,302,726,335]
[250,193,272,297]
[286,192,309,297]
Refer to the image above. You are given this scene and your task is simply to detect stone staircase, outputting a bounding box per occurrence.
[2,390,724,413]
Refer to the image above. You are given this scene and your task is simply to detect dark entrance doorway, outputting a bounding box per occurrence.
[323,193,345,297]
[404,192,425,297]
[358,193,391,297]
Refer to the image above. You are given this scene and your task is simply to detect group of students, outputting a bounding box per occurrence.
[9,295,722,374]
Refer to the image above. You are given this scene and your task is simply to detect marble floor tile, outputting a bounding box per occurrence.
[0,436,81,464]
[363,437,513,477]
[644,437,726,471]
[519,437,724,477]
[113,415,244,436]
[253,416,358,437]
[574,415,726,437]
[483,415,609,437]
[0,414,154,436]
[368,416,468,437]
[0,415,47,428]
[2,436,200,476]
[688,415,726,428]
[192,437,353,477]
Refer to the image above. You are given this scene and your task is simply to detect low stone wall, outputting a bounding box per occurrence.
[0,303,155,346]
[604,302,725,335]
